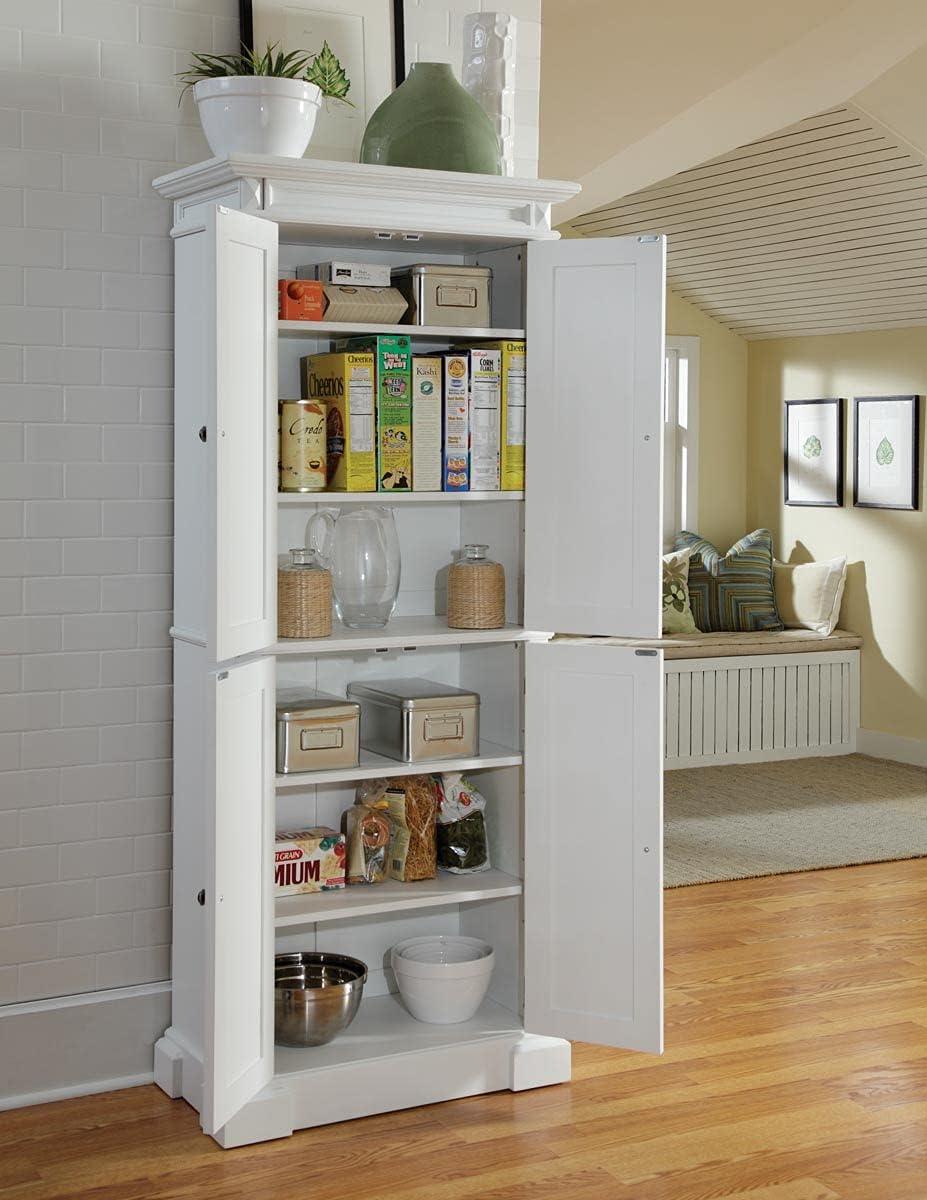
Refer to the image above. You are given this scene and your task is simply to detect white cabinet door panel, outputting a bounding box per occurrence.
[524,641,663,1052]
[524,236,665,638]
[208,206,277,662]
[203,657,275,1135]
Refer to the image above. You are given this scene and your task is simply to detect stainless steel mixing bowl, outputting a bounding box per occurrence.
[274,951,367,1047]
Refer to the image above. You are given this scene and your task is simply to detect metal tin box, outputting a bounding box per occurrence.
[276,689,361,774]
[346,678,480,763]
[391,264,492,328]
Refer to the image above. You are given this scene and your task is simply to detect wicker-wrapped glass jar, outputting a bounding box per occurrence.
[277,548,332,639]
[447,544,505,629]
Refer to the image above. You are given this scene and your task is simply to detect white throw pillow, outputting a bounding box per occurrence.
[774,556,847,636]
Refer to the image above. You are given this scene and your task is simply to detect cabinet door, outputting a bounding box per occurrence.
[174,205,277,662]
[524,641,663,1052]
[524,236,665,638]
[202,657,275,1135]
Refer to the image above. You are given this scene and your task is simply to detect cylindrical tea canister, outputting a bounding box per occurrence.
[279,399,327,492]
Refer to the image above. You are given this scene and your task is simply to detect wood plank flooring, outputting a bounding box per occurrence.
[2,857,926,1199]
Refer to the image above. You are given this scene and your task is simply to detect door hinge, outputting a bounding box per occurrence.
[635,649,658,656]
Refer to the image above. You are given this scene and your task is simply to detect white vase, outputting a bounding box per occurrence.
[462,12,516,177]
[194,76,322,159]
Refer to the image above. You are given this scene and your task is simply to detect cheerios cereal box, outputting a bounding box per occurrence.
[336,335,412,491]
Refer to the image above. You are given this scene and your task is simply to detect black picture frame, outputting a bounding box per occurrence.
[239,0,405,81]
[853,395,920,511]
[784,398,844,507]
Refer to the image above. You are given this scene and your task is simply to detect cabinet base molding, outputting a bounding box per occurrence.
[155,1025,571,1150]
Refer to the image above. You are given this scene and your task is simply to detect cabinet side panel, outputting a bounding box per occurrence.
[173,232,209,644]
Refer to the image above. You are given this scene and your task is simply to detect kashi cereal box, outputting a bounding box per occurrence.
[336,335,412,491]
[274,828,346,895]
[411,356,442,492]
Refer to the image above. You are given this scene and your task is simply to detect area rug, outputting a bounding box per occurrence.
[664,754,927,887]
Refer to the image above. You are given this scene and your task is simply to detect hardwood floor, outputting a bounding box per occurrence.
[2,858,926,1199]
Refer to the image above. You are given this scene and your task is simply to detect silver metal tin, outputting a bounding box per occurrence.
[346,678,480,763]
[276,688,360,774]
[391,264,492,328]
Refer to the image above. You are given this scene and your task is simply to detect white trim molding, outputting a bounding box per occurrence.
[857,729,927,768]
[0,982,170,1111]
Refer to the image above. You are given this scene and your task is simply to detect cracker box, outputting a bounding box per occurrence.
[442,352,470,491]
[468,348,501,491]
[411,356,442,492]
[472,340,525,490]
[301,351,376,492]
[278,278,326,322]
[274,828,346,895]
[297,261,392,287]
[336,335,412,491]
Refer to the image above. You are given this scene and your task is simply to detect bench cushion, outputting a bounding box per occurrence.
[553,629,862,660]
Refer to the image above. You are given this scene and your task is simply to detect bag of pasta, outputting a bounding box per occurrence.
[342,793,391,886]
[435,773,490,874]
[381,776,438,881]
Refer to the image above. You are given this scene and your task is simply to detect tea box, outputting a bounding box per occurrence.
[411,355,442,491]
[336,335,412,491]
[300,351,376,491]
[274,828,346,895]
[472,340,525,490]
[278,399,327,493]
[277,278,326,322]
[442,352,469,491]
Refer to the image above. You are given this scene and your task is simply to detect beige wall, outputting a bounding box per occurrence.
[667,290,749,549]
[747,329,927,740]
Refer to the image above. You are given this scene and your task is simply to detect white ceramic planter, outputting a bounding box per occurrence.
[194,76,322,159]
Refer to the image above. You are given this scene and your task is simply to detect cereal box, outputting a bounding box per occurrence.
[442,352,469,491]
[301,351,376,492]
[472,340,525,490]
[336,336,412,491]
[468,348,501,491]
[274,828,346,895]
[411,356,442,492]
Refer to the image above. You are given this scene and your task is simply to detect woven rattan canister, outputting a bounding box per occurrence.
[278,548,332,638]
[447,544,505,629]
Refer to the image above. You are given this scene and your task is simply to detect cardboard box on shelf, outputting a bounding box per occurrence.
[336,335,412,491]
[411,356,442,492]
[472,339,525,490]
[442,352,469,491]
[301,351,377,492]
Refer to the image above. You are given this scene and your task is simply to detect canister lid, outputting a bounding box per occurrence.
[346,677,480,711]
[276,688,360,721]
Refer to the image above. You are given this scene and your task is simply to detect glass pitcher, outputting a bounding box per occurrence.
[307,506,401,629]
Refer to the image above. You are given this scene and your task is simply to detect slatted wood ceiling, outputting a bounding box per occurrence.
[571,106,927,339]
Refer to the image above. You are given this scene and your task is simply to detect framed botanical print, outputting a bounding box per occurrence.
[853,395,920,510]
[784,398,844,507]
[240,0,401,162]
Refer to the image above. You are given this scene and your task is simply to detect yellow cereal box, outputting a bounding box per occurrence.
[301,351,376,491]
[472,340,525,490]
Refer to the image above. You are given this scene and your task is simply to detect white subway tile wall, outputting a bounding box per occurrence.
[1,0,541,1008]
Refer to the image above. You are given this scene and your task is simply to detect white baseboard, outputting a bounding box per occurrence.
[0,981,170,1111]
[857,729,927,768]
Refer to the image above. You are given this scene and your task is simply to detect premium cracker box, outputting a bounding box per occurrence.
[411,356,442,492]
[472,340,525,490]
[442,352,469,491]
[274,828,346,895]
[467,348,501,491]
[336,335,412,491]
[301,351,376,492]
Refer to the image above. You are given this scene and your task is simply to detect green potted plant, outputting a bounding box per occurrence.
[179,42,352,159]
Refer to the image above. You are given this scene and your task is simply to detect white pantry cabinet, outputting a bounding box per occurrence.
[152,157,665,1149]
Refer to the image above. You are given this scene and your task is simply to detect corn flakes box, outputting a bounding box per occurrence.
[471,340,525,490]
[274,828,346,895]
[468,348,501,491]
[301,351,376,491]
[336,335,412,491]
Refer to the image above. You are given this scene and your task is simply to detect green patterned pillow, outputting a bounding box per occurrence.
[674,529,784,633]
[662,548,700,634]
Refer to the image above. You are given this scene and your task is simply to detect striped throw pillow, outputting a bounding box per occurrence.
[675,529,784,633]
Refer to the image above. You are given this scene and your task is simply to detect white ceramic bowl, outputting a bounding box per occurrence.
[194,76,322,159]
[391,935,494,1024]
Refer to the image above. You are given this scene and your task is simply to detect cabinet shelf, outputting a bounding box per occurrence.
[278,490,524,505]
[275,868,522,927]
[278,320,524,341]
[273,617,547,655]
[274,993,522,1075]
[275,737,521,789]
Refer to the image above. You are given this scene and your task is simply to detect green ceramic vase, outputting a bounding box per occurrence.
[360,62,501,175]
